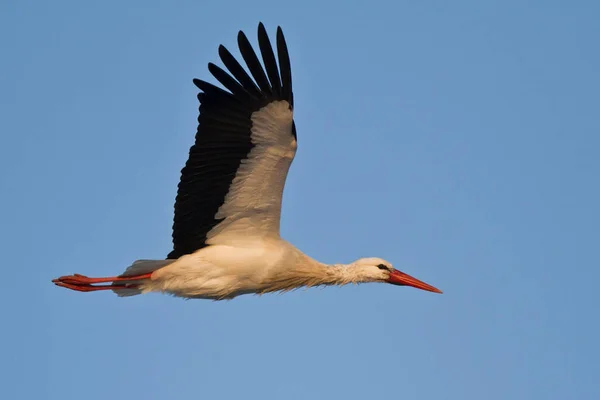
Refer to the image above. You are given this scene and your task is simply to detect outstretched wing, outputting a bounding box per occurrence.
[168,23,296,259]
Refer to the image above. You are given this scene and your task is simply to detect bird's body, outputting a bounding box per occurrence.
[133,240,388,300]
[53,23,442,299]
[152,239,308,300]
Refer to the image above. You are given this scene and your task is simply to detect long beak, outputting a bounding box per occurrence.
[387,270,442,294]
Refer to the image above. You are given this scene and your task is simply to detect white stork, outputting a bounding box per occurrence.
[53,23,442,299]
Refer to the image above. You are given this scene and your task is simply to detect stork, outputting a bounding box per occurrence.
[53,23,442,300]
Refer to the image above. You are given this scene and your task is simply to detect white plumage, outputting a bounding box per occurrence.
[53,23,441,300]
[210,100,295,244]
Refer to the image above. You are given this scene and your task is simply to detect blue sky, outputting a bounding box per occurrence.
[2,1,599,399]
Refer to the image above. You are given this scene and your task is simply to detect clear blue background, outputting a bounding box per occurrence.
[2,1,599,399]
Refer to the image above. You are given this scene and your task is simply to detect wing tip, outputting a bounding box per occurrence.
[197,23,293,107]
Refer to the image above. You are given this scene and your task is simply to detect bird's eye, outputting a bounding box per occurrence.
[377,264,389,271]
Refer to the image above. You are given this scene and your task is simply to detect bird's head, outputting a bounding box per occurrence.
[350,257,442,294]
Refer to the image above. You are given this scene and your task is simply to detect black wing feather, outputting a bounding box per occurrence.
[168,23,294,259]
[257,23,282,98]
[207,63,254,103]
[237,30,273,95]
[276,27,293,107]
[218,45,263,99]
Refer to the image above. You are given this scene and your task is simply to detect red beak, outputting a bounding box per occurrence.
[387,270,442,294]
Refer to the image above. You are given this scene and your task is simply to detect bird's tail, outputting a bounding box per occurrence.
[113,259,174,297]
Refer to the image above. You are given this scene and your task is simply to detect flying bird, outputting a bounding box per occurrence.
[53,23,442,300]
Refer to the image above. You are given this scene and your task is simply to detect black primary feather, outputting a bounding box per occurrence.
[257,22,282,98]
[237,30,273,95]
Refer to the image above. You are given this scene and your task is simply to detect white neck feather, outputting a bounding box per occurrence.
[260,260,380,294]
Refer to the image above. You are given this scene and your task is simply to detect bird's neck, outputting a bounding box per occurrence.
[260,260,357,294]
[327,263,364,285]
[294,261,361,287]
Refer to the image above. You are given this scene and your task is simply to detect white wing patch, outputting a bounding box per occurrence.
[207,100,295,246]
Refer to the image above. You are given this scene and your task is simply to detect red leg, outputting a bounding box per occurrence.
[54,281,140,292]
[52,273,152,293]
